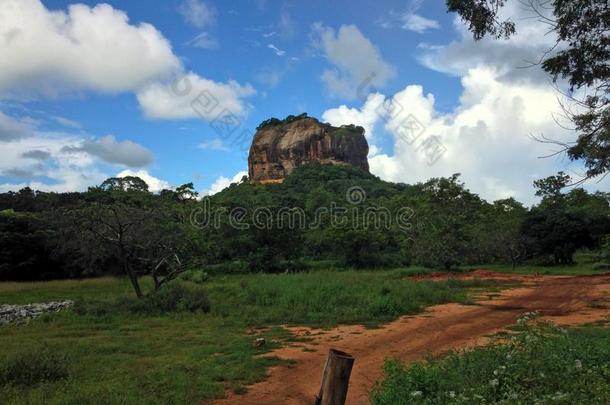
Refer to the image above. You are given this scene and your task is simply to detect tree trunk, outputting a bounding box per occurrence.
[127,267,143,298]
[315,349,354,405]
[120,248,142,298]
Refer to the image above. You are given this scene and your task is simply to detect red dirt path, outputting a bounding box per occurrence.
[215,271,610,405]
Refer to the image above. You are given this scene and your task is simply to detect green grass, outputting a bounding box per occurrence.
[371,321,610,404]
[0,269,496,404]
[204,269,492,327]
[0,313,289,404]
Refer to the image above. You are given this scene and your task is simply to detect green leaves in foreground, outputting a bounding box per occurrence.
[372,323,610,404]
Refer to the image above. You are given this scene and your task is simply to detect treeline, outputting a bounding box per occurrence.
[1,164,609,282]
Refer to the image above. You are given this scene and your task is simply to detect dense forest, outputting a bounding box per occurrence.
[1,164,609,285]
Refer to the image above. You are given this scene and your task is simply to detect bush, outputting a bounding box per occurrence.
[592,262,610,271]
[371,323,610,404]
[0,347,70,387]
[75,282,211,316]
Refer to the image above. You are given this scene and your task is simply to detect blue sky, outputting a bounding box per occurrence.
[0,0,606,203]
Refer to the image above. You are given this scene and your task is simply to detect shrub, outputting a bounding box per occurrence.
[0,347,70,387]
[371,323,610,404]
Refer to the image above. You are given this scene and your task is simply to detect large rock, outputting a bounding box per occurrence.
[248,114,370,183]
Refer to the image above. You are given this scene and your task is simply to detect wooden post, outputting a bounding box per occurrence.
[315,349,354,405]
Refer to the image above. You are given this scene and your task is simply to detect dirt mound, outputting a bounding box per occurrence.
[214,273,610,405]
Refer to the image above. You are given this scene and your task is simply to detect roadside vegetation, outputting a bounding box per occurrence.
[372,321,610,404]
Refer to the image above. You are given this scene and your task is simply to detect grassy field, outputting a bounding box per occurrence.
[0,269,496,404]
[371,321,610,404]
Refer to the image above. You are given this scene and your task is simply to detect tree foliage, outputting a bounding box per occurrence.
[0,166,608,283]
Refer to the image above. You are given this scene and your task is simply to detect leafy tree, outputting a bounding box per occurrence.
[411,174,484,270]
[62,178,193,297]
[447,0,610,179]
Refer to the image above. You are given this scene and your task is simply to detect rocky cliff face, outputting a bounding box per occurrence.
[248,114,370,183]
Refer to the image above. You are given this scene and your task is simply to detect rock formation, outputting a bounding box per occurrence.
[248,114,370,183]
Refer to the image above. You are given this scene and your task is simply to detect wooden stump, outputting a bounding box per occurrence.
[315,349,354,405]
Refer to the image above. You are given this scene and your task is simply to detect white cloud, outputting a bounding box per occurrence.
[0,1,253,124]
[419,1,559,84]
[186,32,219,49]
[0,0,180,97]
[323,67,593,204]
[0,133,107,192]
[136,72,256,120]
[0,111,35,141]
[198,138,229,151]
[322,93,385,141]
[178,0,215,29]
[312,24,395,99]
[0,111,155,192]
[267,44,286,56]
[203,171,247,195]
[116,169,171,193]
[401,14,440,33]
[62,135,153,168]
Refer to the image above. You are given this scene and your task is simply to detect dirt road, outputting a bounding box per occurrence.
[216,271,610,405]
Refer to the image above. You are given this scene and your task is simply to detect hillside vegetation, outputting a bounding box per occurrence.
[1,164,609,288]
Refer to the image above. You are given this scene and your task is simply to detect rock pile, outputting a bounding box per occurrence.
[0,301,74,325]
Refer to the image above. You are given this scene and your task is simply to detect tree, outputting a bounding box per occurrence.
[525,174,610,264]
[412,174,484,270]
[447,0,610,179]
[64,178,192,297]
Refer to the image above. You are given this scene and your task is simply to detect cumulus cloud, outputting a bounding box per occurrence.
[0,134,108,192]
[312,24,395,99]
[203,171,247,195]
[0,0,180,97]
[323,67,593,204]
[116,169,171,193]
[62,135,153,168]
[178,0,215,29]
[0,1,254,124]
[137,72,256,120]
[0,114,155,192]
[322,93,385,142]
[419,1,559,84]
